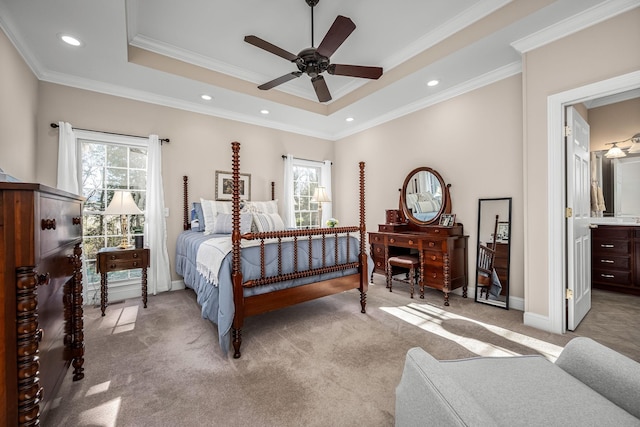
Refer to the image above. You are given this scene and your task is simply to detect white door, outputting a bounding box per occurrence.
[566,106,591,330]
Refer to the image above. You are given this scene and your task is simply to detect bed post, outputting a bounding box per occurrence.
[359,161,368,313]
[183,175,190,230]
[230,142,245,358]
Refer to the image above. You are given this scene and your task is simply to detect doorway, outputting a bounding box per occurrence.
[546,70,640,335]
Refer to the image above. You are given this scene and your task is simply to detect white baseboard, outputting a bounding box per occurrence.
[171,279,185,290]
[523,311,553,332]
[84,279,187,307]
[455,285,524,311]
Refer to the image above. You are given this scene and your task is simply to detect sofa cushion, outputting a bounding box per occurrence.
[439,353,639,426]
[396,348,497,426]
[555,337,640,419]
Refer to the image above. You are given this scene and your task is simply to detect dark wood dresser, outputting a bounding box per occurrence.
[370,222,468,305]
[591,225,640,295]
[1,183,85,426]
[492,242,509,295]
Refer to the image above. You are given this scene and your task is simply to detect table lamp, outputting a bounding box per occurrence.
[312,186,331,227]
[104,190,143,248]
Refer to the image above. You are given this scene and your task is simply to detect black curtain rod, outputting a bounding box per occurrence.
[50,123,170,143]
[281,155,332,165]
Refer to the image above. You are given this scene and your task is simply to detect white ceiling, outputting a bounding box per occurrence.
[0,0,636,140]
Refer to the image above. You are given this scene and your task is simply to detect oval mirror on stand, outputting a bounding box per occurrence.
[400,167,451,226]
[475,197,511,309]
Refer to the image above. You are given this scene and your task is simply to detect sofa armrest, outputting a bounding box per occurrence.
[395,348,496,427]
[555,337,640,419]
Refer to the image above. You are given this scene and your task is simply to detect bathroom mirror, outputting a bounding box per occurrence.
[590,150,640,217]
[475,197,511,309]
[400,167,451,226]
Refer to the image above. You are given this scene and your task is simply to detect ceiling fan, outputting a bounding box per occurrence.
[244,0,383,103]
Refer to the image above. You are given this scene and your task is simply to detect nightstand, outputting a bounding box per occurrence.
[96,247,150,316]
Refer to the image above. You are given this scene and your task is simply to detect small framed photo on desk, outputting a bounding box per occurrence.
[439,214,456,227]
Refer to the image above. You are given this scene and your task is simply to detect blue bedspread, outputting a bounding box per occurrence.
[175,230,372,354]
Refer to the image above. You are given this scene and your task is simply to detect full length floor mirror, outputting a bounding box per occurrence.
[475,197,512,309]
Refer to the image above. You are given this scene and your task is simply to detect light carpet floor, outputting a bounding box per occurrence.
[44,277,636,426]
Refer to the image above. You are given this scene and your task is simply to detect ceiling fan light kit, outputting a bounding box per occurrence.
[244,0,383,102]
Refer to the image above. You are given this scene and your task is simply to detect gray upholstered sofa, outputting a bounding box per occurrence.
[396,337,640,426]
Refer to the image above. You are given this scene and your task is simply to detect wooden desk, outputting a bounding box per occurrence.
[97,247,150,316]
[370,224,468,305]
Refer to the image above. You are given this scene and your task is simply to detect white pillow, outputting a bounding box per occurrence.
[246,200,278,214]
[252,212,286,232]
[213,213,252,234]
[414,200,439,213]
[200,198,218,235]
[201,198,246,235]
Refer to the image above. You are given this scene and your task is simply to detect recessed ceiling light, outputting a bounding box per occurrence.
[260,109,269,115]
[59,34,82,47]
[201,94,212,101]
[345,117,354,122]
[427,80,439,87]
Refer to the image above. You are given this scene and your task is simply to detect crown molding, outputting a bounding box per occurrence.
[39,70,334,140]
[0,3,44,79]
[333,61,522,140]
[129,34,315,101]
[511,0,640,53]
[584,87,640,108]
[384,0,513,70]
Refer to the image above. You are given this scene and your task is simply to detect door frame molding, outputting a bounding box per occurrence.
[545,70,640,334]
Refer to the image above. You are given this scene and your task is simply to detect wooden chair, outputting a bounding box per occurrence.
[477,214,499,299]
[387,254,421,299]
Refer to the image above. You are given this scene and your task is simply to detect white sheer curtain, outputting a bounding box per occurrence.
[56,121,79,194]
[145,135,171,294]
[282,154,296,228]
[320,160,332,224]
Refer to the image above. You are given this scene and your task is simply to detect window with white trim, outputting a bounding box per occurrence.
[292,159,322,228]
[79,135,147,289]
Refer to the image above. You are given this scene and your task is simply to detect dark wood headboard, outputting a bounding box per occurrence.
[182,175,275,231]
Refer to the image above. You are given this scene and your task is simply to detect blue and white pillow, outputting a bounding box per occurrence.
[190,202,205,231]
[213,213,252,234]
[252,212,286,232]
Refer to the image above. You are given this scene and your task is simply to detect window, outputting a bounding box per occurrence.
[79,135,147,288]
[292,160,321,228]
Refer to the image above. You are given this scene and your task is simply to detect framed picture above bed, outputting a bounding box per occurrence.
[215,170,251,201]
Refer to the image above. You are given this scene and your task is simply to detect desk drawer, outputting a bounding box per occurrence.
[98,249,149,273]
[369,233,384,245]
[386,235,420,248]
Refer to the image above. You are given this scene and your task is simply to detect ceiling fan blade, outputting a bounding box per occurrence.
[328,64,383,80]
[244,35,299,62]
[316,15,356,58]
[258,72,303,90]
[311,75,331,102]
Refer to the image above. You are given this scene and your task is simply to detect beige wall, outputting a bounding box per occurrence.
[335,75,525,300]
[35,83,333,280]
[0,29,38,181]
[589,97,640,151]
[2,8,638,318]
[523,9,640,318]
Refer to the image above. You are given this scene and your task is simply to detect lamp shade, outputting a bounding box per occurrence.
[628,133,640,154]
[312,186,331,203]
[604,143,626,159]
[104,191,143,215]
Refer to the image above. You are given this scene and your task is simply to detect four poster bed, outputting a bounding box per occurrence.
[175,141,369,358]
